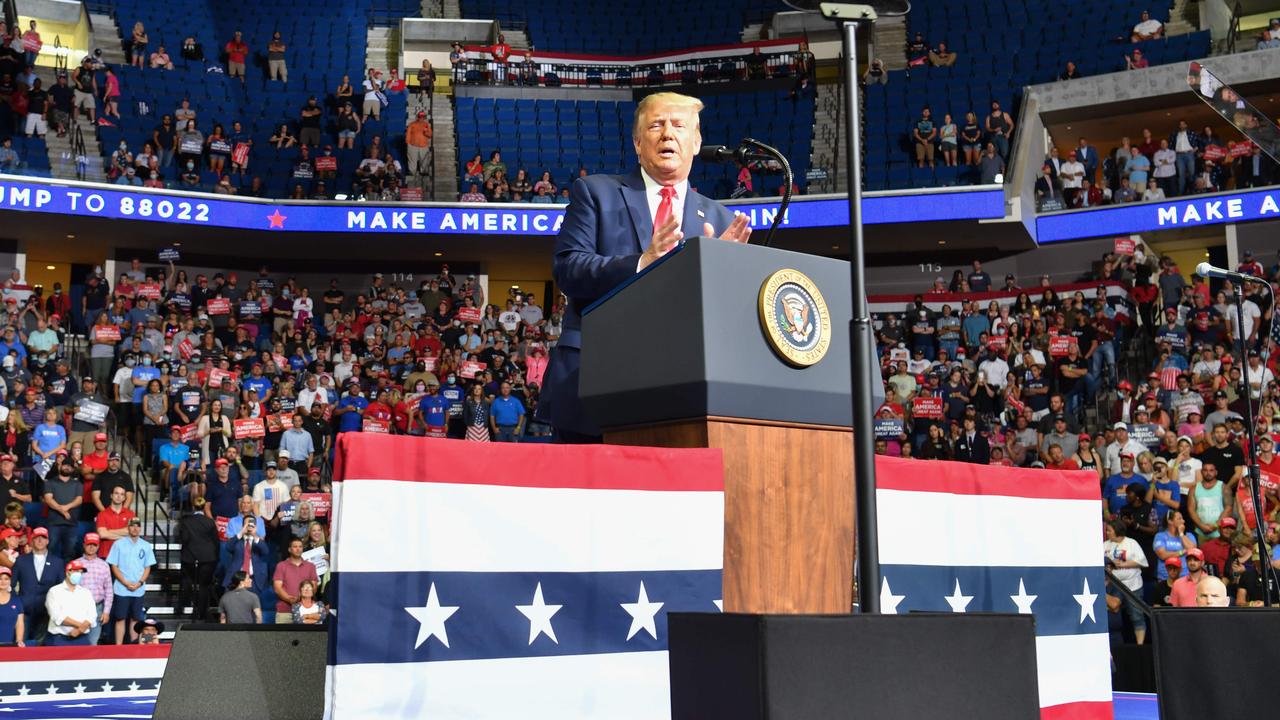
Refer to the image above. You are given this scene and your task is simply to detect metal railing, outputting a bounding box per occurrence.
[1227,1,1243,55]
[452,50,802,88]
[71,122,88,181]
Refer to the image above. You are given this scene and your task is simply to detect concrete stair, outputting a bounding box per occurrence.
[441,0,461,19]
[47,115,107,182]
[87,13,127,65]
[741,22,766,43]
[430,93,457,199]
[1165,0,1198,37]
[365,25,399,76]
[810,83,843,194]
[873,15,908,71]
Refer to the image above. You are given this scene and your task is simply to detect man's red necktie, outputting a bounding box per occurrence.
[652,186,676,238]
[243,538,252,575]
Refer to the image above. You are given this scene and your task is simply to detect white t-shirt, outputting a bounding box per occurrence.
[978,358,1010,388]
[498,311,521,332]
[1059,160,1084,188]
[1174,456,1203,494]
[1104,537,1148,591]
[1134,18,1163,36]
[1239,299,1261,342]
[1247,363,1275,399]
[362,78,382,100]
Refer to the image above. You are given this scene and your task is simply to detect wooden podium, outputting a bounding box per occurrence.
[580,238,874,614]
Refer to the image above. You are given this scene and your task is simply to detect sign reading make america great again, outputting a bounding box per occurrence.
[1037,186,1280,243]
[0,175,1005,236]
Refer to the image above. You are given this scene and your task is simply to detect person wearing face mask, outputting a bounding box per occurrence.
[43,559,96,645]
[180,159,200,188]
[440,373,465,438]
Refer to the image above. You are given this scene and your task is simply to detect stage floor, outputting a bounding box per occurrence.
[0,691,1160,719]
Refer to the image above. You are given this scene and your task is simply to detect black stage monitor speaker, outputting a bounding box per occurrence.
[1152,608,1280,719]
[669,612,1040,720]
[153,624,327,720]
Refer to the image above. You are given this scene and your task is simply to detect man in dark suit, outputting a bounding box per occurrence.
[223,516,273,619]
[1076,137,1098,183]
[12,527,64,643]
[542,92,752,441]
[952,417,990,464]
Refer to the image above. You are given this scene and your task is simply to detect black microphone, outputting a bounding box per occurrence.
[1197,261,1267,284]
[698,144,770,164]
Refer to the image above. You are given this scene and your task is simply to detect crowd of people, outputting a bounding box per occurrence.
[0,259,559,644]
[460,150,577,203]
[871,249,1280,631]
[1035,123,1276,211]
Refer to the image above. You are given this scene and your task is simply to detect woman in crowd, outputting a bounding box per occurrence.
[142,378,170,447]
[130,22,148,69]
[463,382,491,442]
[269,123,297,149]
[1072,433,1104,480]
[89,312,118,389]
[197,398,232,466]
[0,567,23,646]
[463,153,484,184]
[177,119,203,169]
[205,123,230,175]
[291,579,326,624]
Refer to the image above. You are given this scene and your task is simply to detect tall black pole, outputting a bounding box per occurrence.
[840,17,881,613]
[1232,283,1274,606]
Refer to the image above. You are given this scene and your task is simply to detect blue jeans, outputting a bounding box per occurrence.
[45,633,91,646]
[1089,342,1116,386]
[991,134,1009,160]
[939,339,959,359]
[88,601,104,645]
[494,426,521,443]
[1176,152,1196,194]
[48,523,81,561]
[912,342,935,361]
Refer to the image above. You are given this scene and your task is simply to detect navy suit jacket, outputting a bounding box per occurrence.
[1076,145,1098,179]
[953,433,990,465]
[224,537,271,594]
[12,551,65,613]
[541,169,737,436]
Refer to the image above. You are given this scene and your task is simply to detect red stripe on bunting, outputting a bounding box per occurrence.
[876,456,1102,501]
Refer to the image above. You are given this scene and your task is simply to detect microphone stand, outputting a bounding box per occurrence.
[740,137,792,248]
[1228,278,1278,606]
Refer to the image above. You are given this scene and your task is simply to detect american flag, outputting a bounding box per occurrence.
[875,456,1113,720]
[324,434,724,719]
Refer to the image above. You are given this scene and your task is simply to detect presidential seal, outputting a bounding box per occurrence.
[758,268,831,367]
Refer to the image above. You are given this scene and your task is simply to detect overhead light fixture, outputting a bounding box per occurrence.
[172,242,182,247]
[433,252,443,257]
[831,245,839,250]
[938,240,946,245]
[45,265,55,270]
[65,234,75,239]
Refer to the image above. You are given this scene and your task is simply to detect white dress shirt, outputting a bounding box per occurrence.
[45,582,98,636]
[640,170,688,232]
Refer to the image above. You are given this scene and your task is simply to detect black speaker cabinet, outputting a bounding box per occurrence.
[669,612,1041,720]
[153,624,327,720]
[1152,608,1280,719]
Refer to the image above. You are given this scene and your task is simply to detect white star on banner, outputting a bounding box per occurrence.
[620,581,664,641]
[1074,578,1098,623]
[1011,579,1037,614]
[73,684,86,694]
[127,682,140,692]
[516,582,563,645]
[44,684,58,695]
[16,686,29,696]
[713,599,723,612]
[99,682,113,693]
[944,579,973,613]
[880,578,906,614]
[405,582,460,649]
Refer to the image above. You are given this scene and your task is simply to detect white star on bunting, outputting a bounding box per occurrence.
[620,581,664,641]
[516,582,563,645]
[1011,578,1037,614]
[880,578,906,614]
[73,684,86,694]
[127,681,140,692]
[405,582,460,649]
[1074,578,1098,623]
[99,682,113,693]
[944,579,973,613]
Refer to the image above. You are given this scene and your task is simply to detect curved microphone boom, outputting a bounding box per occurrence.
[697,144,772,164]
[740,137,792,248]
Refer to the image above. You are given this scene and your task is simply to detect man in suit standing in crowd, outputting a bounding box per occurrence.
[541,92,752,442]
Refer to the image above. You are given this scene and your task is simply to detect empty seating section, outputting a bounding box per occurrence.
[89,0,421,197]
[454,92,813,199]
[462,0,785,54]
[865,0,1211,190]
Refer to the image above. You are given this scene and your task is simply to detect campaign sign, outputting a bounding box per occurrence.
[456,307,482,324]
[912,396,944,419]
[987,335,1008,351]
[180,423,200,442]
[1203,145,1227,162]
[889,348,909,362]
[302,492,331,516]
[137,282,163,300]
[1114,237,1135,255]
[177,338,194,360]
[73,400,109,425]
[208,368,236,387]
[315,156,338,172]
[874,418,904,439]
[362,418,390,434]
[460,360,485,379]
[93,325,121,342]
[207,297,231,315]
[419,356,438,372]
[234,417,265,438]
[232,143,250,166]
[158,247,180,262]
[239,301,262,318]
[1049,335,1078,358]
[1229,141,1254,159]
[264,413,284,433]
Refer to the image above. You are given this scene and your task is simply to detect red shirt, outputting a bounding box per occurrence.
[491,43,510,62]
[225,41,248,63]
[364,401,393,424]
[1200,537,1231,575]
[83,451,109,473]
[1046,459,1080,471]
[1170,573,1202,607]
[272,558,319,612]
[95,506,135,558]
